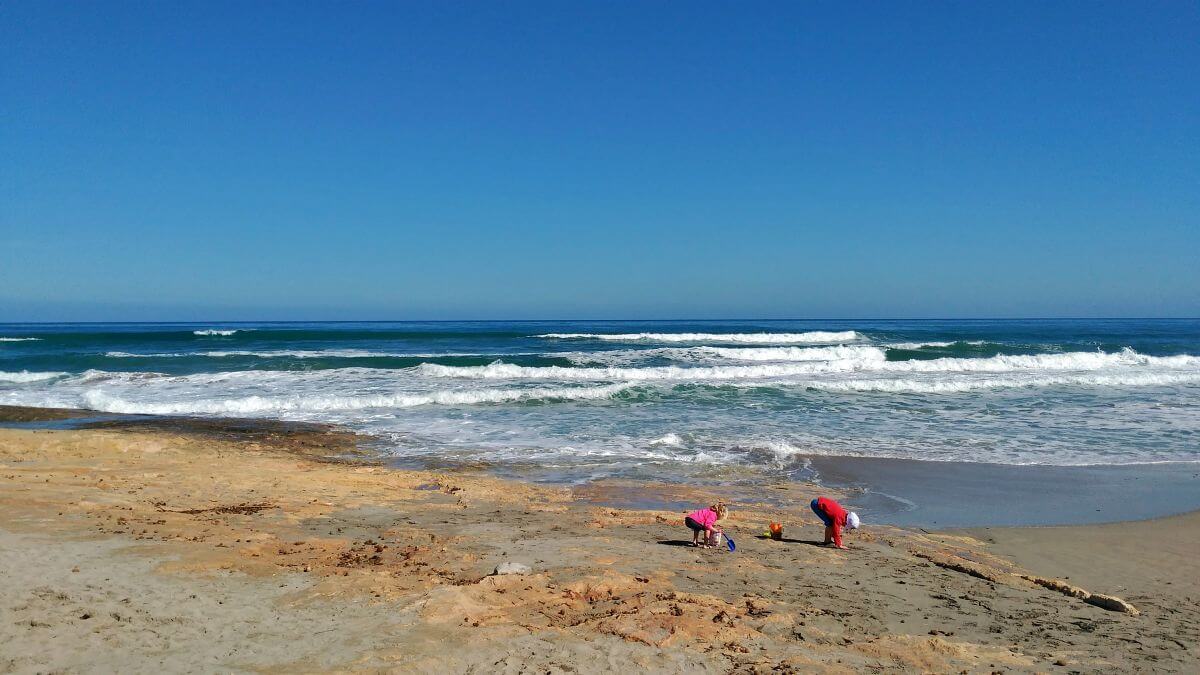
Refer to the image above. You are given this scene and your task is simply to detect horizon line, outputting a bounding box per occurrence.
[2,317,1199,325]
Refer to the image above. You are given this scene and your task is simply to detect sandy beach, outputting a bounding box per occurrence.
[0,410,1196,673]
[960,512,1200,620]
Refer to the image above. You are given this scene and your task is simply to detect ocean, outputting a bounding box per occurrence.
[2,319,1198,486]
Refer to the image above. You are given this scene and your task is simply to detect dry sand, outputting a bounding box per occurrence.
[1,417,1196,673]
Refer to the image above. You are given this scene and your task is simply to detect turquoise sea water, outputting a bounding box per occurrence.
[2,320,1198,483]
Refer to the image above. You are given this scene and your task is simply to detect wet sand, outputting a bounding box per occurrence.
[1,411,1197,672]
[802,454,1200,528]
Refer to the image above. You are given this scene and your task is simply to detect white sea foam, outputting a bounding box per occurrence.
[876,348,1198,373]
[763,441,807,458]
[72,369,170,384]
[755,442,826,467]
[885,340,996,349]
[77,383,630,415]
[106,349,506,359]
[559,348,681,366]
[1,367,633,415]
[560,345,880,366]
[535,331,861,344]
[68,367,395,387]
[713,435,1198,467]
[193,329,240,336]
[649,433,685,447]
[0,337,41,342]
[0,370,67,383]
[202,349,400,359]
[699,345,884,362]
[420,348,1200,382]
[419,361,865,381]
[801,371,1200,394]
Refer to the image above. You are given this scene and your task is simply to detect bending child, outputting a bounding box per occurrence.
[685,502,728,548]
[810,496,860,550]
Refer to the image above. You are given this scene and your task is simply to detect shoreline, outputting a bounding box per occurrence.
[1,416,1197,670]
[4,404,1198,529]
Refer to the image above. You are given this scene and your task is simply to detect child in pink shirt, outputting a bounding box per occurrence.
[684,502,728,547]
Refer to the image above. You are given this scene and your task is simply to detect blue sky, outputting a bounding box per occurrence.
[2,2,1197,320]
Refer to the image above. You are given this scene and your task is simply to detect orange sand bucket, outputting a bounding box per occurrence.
[768,522,783,540]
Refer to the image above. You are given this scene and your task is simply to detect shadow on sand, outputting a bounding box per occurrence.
[754,535,828,546]
[660,537,830,547]
[657,540,704,548]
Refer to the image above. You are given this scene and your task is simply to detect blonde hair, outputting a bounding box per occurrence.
[711,502,729,520]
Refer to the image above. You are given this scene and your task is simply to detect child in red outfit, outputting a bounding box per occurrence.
[810,496,861,549]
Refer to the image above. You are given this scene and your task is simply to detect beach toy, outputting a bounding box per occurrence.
[769,522,783,540]
[710,530,729,552]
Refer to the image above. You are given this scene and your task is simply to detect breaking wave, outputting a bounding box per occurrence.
[193,329,241,336]
[800,371,1200,393]
[0,337,41,342]
[877,348,1198,373]
[0,370,67,383]
[420,361,861,381]
[560,345,879,366]
[698,345,883,362]
[885,340,990,350]
[105,349,506,359]
[535,331,861,344]
[418,348,1199,382]
[76,383,630,415]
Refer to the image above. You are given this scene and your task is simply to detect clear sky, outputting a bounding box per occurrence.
[2,2,1197,321]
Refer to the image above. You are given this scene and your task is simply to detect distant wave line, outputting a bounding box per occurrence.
[104,349,536,359]
[534,331,861,344]
[419,348,1200,381]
